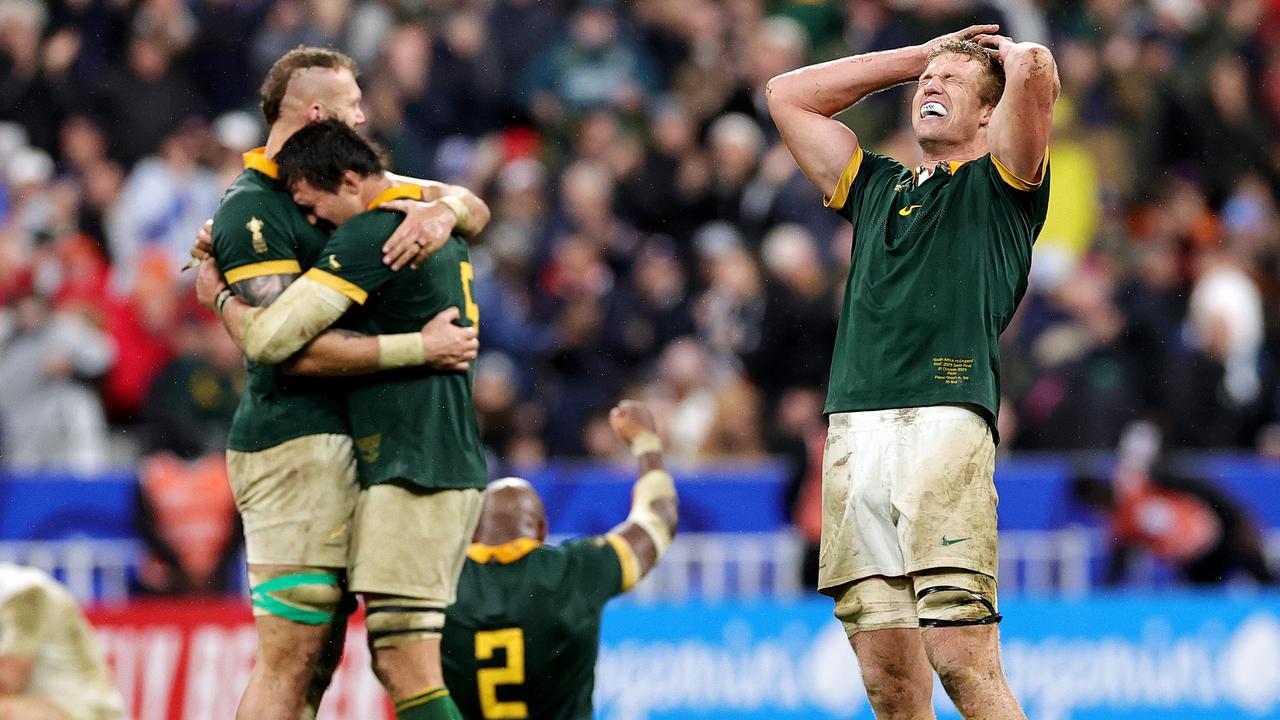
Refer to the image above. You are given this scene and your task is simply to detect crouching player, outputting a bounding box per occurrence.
[0,564,122,720]
[440,400,678,720]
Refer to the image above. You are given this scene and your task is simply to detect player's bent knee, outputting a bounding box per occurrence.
[365,598,446,649]
[249,567,344,626]
[914,570,1001,628]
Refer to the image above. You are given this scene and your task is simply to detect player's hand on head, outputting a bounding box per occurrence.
[924,24,1000,55]
[381,199,456,271]
[974,33,1015,61]
[194,257,228,311]
[609,400,657,443]
[420,306,479,372]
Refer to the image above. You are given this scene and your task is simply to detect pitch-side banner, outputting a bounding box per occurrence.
[88,595,1280,720]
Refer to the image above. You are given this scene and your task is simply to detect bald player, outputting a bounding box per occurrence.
[440,400,678,720]
[0,564,122,720]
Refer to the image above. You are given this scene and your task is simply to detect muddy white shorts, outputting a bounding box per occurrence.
[817,405,998,592]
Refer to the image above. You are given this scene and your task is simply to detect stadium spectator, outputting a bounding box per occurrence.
[0,276,114,474]
[1,0,1279,476]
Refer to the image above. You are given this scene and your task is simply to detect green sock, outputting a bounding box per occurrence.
[395,687,463,720]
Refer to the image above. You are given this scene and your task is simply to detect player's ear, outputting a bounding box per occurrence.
[340,170,362,195]
[979,103,995,127]
[306,103,323,123]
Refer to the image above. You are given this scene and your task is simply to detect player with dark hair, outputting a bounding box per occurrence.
[199,119,486,720]
[767,24,1058,720]
[198,46,488,720]
[440,400,679,720]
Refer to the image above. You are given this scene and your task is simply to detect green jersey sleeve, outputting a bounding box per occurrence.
[212,188,303,285]
[302,212,401,306]
[562,536,629,608]
[825,147,905,225]
[984,152,1052,234]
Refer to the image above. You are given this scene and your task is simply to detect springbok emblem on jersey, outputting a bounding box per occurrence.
[247,217,266,254]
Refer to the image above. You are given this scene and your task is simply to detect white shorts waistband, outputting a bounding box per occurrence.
[827,404,983,431]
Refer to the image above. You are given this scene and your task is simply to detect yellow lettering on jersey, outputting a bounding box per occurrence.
[460,261,479,328]
[476,628,528,719]
[899,204,924,217]
[247,217,267,254]
[328,254,342,270]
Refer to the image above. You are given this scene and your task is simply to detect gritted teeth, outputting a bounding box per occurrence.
[921,102,948,118]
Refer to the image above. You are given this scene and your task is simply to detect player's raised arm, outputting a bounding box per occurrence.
[605,401,678,587]
[978,34,1058,185]
[767,24,999,198]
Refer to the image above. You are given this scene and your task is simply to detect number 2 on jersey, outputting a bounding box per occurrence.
[460,261,480,328]
[475,627,527,719]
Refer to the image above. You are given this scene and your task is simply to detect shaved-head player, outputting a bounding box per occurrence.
[440,400,679,720]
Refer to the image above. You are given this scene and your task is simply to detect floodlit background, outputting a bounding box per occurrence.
[1,0,1279,718]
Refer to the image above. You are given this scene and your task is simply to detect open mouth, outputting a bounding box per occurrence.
[920,101,948,119]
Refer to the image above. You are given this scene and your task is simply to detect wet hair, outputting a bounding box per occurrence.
[926,39,1006,107]
[259,46,358,125]
[275,119,385,193]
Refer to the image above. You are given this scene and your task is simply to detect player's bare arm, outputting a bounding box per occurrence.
[606,401,679,580]
[196,258,478,373]
[766,24,999,197]
[978,34,1059,183]
[380,175,492,271]
[283,307,478,376]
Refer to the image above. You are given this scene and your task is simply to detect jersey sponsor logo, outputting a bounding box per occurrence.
[356,433,381,463]
[898,204,924,216]
[941,536,970,546]
[328,254,343,270]
[247,217,267,254]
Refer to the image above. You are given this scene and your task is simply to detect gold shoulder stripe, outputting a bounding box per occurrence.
[466,537,542,564]
[605,533,640,592]
[224,260,301,285]
[367,184,424,210]
[304,268,369,305]
[242,148,279,179]
[824,147,864,211]
[991,150,1049,191]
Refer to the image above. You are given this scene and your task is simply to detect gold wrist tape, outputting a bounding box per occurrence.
[438,195,471,234]
[377,332,427,370]
[630,431,663,458]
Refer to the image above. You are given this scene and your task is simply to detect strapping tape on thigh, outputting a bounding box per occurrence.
[915,584,1003,628]
[250,571,342,625]
[365,599,447,648]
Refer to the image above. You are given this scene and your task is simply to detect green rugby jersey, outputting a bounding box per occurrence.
[825,147,1051,435]
[213,149,348,452]
[441,536,635,720]
[305,185,486,491]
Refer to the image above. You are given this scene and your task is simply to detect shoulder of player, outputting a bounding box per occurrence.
[213,183,292,232]
[333,210,402,243]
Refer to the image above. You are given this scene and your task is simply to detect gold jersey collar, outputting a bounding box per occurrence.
[467,537,542,564]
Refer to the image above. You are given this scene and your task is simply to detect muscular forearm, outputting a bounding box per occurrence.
[281,330,432,376]
[767,44,928,118]
[222,278,351,365]
[385,173,491,237]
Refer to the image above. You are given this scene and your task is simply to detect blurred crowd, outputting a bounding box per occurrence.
[2,0,1280,482]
